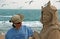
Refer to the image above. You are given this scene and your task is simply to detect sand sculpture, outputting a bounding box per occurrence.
[33,1,60,39]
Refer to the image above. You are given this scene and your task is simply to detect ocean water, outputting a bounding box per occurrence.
[0,9,41,21]
[0,9,60,34]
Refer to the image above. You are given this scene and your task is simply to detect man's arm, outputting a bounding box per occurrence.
[5,33,8,39]
[27,27,33,39]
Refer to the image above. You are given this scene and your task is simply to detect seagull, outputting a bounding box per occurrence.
[19,6,23,9]
[29,0,34,4]
[25,0,34,5]
[12,2,17,4]
[56,0,60,2]
[1,4,6,7]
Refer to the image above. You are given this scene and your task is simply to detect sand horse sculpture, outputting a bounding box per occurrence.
[33,1,60,39]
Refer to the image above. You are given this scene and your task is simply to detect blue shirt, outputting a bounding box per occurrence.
[5,25,33,39]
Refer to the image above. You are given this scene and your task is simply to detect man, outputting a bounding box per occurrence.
[5,14,33,39]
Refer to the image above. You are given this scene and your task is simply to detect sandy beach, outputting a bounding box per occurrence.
[0,34,5,39]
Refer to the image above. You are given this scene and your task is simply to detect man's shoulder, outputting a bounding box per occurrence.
[22,25,28,28]
[6,28,14,34]
[22,25,31,30]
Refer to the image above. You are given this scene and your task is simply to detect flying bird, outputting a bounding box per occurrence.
[19,6,23,9]
[29,0,34,4]
[12,2,17,4]
[25,0,34,5]
[56,0,60,2]
[1,4,7,7]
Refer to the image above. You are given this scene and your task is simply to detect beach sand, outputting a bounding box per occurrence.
[0,35,5,39]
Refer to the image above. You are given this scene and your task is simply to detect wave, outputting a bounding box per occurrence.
[0,16,12,17]
[0,21,43,27]
[0,21,43,34]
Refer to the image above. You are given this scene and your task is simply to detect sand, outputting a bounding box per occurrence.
[0,34,5,39]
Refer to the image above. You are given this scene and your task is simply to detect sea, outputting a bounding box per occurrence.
[0,9,60,35]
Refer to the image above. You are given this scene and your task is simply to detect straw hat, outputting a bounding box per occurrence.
[9,14,24,23]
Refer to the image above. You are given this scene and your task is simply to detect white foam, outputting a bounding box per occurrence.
[0,16,12,17]
[0,21,43,27]
[0,21,43,33]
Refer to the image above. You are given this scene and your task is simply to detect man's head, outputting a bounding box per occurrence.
[9,14,24,29]
[10,14,24,23]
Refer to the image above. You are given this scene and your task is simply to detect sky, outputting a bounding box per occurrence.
[0,0,60,9]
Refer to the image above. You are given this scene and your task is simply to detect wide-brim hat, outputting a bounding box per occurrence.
[9,14,24,23]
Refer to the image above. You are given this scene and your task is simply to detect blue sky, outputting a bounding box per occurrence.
[0,0,60,9]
